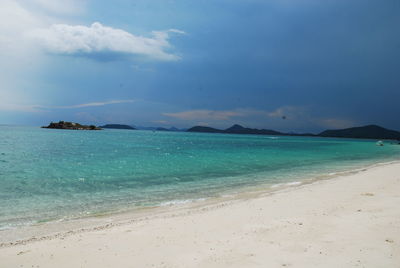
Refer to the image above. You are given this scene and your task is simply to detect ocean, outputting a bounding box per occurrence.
[0,126,399,229]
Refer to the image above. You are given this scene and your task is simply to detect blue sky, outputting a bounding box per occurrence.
[1,0,399,132]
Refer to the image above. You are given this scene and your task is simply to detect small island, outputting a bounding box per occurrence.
[99,124,136,130]
[42,121,102,130]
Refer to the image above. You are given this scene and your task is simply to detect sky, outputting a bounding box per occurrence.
[1,0,399,132]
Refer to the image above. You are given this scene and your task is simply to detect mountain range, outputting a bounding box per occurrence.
[97,122,400,140]
[187,124,400,140]
[99,124,186,132]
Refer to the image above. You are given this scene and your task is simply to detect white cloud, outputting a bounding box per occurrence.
[38,99,136,109]
[29,22,185,61]
[34,100,135,109]
[163,109,245,121]
[0,1,85,45]
[167,29,186,35]
[0,1,184,116]
[0,0,76,111]
[0,99,135,112]
[163,106,306,121]
[0,1,43,51]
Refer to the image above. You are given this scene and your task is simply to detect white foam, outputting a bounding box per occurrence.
[160,198,207,207]
[271,181,302,189]
[285,181,302,186]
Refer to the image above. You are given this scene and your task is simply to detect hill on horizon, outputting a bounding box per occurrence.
[319,125,400,140]
[100,124,136,130]
[187,124,400,140]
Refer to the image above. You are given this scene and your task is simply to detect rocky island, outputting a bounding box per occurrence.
[42,121,102,130]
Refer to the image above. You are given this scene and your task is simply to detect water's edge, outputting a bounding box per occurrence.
[1,158,399,247]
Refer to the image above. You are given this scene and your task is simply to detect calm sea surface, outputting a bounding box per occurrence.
[0,126,399,229]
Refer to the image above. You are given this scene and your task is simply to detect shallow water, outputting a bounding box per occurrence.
[0,126,399,229]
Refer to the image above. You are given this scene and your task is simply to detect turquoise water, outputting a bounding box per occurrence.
[0,126,399,229]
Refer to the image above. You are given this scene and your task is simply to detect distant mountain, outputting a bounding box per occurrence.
[286,131,316,137]
[319,125,400,140]
[134,126,157,131]
[169,127,181,131]
[187,126,223,133]
[225,124,282,135]
[100,124,135,130]
[187,124,282,135]
[187,123,400,140]
[135,126,185,131]
[156,127,170,131]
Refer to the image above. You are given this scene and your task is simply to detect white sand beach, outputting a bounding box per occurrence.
[1,162,399,267]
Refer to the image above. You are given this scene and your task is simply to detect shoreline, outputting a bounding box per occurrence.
[1,160,399,267]
[1,158,399,247]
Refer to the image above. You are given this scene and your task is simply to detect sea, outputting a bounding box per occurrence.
[0,125,399,230]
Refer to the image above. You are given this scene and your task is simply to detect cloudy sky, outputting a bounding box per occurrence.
[1,0,399,132]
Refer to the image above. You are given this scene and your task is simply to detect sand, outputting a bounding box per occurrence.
[1,162,400,267]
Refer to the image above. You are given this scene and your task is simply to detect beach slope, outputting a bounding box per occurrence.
[1,162,400,267]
